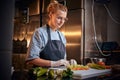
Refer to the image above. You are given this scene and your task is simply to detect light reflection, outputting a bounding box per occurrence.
[66,43,80,46]
[62,31,81,36]
[27,38,30,48]
[27,32,33,35]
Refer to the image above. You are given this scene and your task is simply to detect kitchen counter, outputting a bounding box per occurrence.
[12,68,111,80]
[73,68,111,79]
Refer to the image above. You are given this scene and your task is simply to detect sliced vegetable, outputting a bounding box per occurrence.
[87,63,106,70]
[69,64,89,70]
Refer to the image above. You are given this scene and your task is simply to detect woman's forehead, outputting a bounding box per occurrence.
[54,10,67,15]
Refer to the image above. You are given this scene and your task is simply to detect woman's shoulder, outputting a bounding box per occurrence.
[35,25,47,33]
[36,25,47,30]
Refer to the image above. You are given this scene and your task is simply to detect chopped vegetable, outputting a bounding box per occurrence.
[68,64,89,70]
[87,63,106,70]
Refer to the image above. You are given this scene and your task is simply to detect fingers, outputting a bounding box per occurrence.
[51,59,70,67]
[51,59,78,67]
[60,59,70,67]
[51,61,59,67]
[70,59,77,66]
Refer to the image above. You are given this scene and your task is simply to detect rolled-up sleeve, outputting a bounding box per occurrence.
[26,29,44,61]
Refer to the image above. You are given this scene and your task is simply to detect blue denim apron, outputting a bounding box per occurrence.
[40,25,66,61]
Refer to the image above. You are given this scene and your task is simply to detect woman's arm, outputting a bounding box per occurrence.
[27,58,70,67]
[26,58,51,67]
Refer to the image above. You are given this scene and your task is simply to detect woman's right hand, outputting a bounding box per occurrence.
[51,59,70,67]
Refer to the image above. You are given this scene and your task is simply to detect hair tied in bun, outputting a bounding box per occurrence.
[50,0,58,3]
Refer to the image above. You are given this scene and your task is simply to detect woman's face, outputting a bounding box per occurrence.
[49,10,67,30]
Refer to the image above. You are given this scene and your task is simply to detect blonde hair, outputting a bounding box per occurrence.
[47,0,68,15]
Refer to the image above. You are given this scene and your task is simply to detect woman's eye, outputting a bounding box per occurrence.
[57,17,68,22]
[57,17,62,20]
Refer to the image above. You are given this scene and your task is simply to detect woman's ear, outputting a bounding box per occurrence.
[48,12,53,18]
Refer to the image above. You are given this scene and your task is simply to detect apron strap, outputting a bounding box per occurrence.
[57,31,62,41]
[46,24,62,41]
[46,24,51,40]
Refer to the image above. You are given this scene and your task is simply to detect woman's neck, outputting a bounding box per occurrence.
[47,22,57,31]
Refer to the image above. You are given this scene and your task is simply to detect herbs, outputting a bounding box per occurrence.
[33,67,48,77]
[62,68,73,78]
[28,67,73,79]
[28,67,48,80]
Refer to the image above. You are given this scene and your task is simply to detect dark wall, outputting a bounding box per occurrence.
[107,0,120,44]
[0,0,14,79]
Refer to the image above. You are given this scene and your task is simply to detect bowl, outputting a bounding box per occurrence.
[90,58,106,64]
